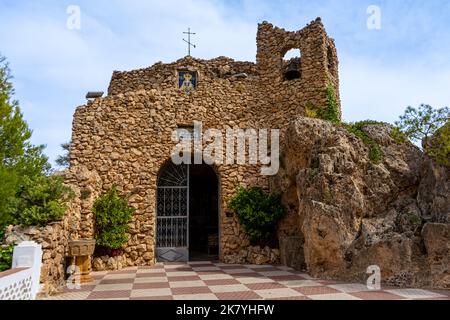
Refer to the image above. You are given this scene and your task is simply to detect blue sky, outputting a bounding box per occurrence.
[1,0,449,166]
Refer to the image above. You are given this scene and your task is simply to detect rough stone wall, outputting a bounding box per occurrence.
[69,19,340,268]
[108,57,258,96]
[71,82,268,268]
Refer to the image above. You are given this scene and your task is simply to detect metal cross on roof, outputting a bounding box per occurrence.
[183,28,196,56]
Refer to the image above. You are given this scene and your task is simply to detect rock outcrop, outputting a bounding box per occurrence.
[275,117,450,289]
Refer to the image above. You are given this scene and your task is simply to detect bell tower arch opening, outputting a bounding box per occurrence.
[282,48,302,81]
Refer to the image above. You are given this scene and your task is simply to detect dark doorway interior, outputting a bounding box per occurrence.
[189,164,219,261]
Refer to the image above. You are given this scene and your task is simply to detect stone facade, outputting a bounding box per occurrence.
[68,18,340,269]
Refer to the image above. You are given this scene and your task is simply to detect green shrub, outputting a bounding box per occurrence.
[395,104,450,166]
[93,186,135,250]
[229,187,286,245]
[426,122,450,166]
[0,243,14,272]
[12,175,75,227]
[317,83,340,124]
[343,120,383,163]
[391,127,408,144]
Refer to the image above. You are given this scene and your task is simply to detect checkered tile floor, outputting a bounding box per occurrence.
[42,262,450,300]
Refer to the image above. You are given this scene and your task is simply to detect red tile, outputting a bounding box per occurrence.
[351,291,405,300]
[167,275,202,282]
[196,271,226,275]
[100,278,135,285]
[219,265,246,270]
[273,296,311,300]
[62,285,96,293]
[190,264,214,268]
[204,279,241,286]
[130,296,173,300]
[138,266,164,270]
[215,291,261,300]
[109,269,137,275]
[171,286,212,295]
[87,290,131,300]
[249,267,279,272]
[136,272,166,278]
[133,282,170,290]
[294,286,342,296]
[269,275,306,282]
[170,267,194,272]
[233,272,262,278]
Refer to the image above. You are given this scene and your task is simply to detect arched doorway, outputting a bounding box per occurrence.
[156,161,219,262]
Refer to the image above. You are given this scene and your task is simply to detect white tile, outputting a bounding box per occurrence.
[276,266,296,271]
[244,264,272,269]
[223,268,252,274]
[255,288,302,299]
[137,268,165,274]
[329,283,373,293]
[93,283,133,292]
[210,284,250,293]
[130,288,172,298]
[164,264,188,269]
[310,293,362,300]
[42,292,90,300]
[281,280,321,288]
[170,280,206,288]
[166,271,197,277]
[385,289,446,299]
[258,271,294,277]
[103,273,136,280]
[199,274,234,280]
[214,263,233,267]
[191,266,221,272]
[174,294,218,300]
[237,277,275,284]
[134,277,168,284]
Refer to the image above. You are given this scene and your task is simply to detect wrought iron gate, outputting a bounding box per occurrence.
[156,163,189,262]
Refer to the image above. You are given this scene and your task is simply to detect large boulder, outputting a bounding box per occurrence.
[276,117,450,288]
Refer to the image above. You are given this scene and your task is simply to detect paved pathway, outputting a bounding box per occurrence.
[43,261,450,300]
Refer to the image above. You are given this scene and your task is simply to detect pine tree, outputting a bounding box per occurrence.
[0,55,50,228]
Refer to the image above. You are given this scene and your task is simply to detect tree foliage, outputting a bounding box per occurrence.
[0,243,14,272]
[11,175,75,227]
[395,104,450,165]
[395,104,449,143]
[56,142,71,169]
[229,187,286,245]
[93,186,135,250]
[0,54,72,232]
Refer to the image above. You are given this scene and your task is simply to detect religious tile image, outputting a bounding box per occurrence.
[178,70,197,93]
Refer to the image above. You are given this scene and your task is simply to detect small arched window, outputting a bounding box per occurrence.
[282,49,301,81]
